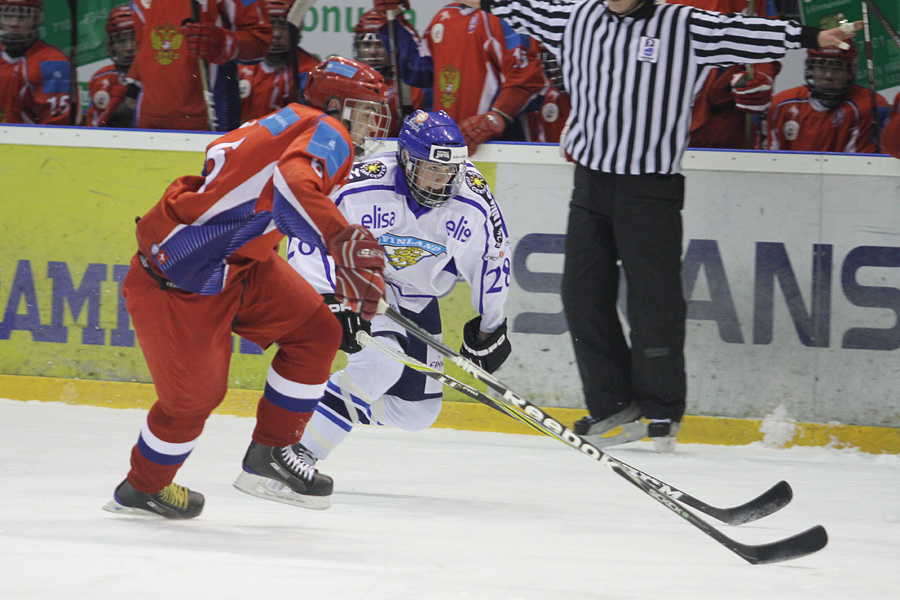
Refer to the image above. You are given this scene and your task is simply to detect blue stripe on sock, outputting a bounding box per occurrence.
[264,382,320,413]
[136,436,192,466]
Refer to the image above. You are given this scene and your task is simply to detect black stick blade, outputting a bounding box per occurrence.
[737,525,828,565]
[699,480,793,526]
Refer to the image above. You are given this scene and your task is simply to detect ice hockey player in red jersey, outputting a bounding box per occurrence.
[128,0,271,131]
[0,0,75,125]
[767,43,889,153]
[882,91,900,159]
[526,45,570,144]
[86,5,136,128]
[102,57,392,520]
[670,0,781,149]
[237,0,319,123]
[352,9,426,136]
[373,0,545,154]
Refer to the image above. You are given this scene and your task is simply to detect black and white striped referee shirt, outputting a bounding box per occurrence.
[481,0,820,174]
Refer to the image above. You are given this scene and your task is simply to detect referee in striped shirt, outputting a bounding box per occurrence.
[462,0,859,451]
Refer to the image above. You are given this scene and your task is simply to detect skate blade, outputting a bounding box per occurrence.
[233,471,331,510]
[101,499,166,518]
[583,421,649,448]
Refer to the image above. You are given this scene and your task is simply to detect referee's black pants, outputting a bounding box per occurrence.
[561,165,686,422]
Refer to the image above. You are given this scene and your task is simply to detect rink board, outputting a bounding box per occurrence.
[1,125,900,452]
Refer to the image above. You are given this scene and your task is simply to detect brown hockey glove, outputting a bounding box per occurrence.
[328,224,386,321]
[459,316,511,374]
[459,110,507,155]
[182,22,237,65]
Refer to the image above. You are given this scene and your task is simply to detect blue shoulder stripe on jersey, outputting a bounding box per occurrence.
[40,61,71,94]
[500,20,526,50]
[260,106,300,136]
[241,0,260,6]
[306,120,351,178]
[272,187,327,251]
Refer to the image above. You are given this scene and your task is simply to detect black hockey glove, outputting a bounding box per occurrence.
[459,316,511,374]
[323,293,371,354]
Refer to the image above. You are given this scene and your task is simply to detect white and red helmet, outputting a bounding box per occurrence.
[305,56,392,157]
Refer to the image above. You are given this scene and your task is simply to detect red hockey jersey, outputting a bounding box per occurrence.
[238,48,319,123]
[424,5,544,123]
[86,64,130,127]
[767,85,889,153]
[128,0,270,130]
[0,41,73,125]
[136,104,354,295]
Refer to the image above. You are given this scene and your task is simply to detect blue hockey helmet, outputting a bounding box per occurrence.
[397,110,468,208]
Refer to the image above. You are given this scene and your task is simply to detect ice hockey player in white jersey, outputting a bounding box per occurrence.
[286,110,512,496]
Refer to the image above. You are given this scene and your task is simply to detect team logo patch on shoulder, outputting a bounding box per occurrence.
[465,171,491,199]
[378,233,446,269]
[349,160,387,182]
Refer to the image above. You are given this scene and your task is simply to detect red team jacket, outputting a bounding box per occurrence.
[86,64,129,127]
[882,91,900,159]
[238,48,319,123]
[136,104,354,294]
[128,0,270,130]
[767,85,889,153]
[0,40,73,125]
[424,5,544,124]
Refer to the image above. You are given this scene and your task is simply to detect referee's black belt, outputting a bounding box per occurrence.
[138,252,182,291]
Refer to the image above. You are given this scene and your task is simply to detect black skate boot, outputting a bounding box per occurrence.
[648,419,680,453]
[102,479,204,519]
[233,441,332,510]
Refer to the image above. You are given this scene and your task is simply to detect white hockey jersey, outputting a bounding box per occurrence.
[287,151,511,332]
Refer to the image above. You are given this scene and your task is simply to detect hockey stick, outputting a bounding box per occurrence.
[190,0,218,131]
[285,0,317,103]
[861,0,900,51]
[67,0,81,125]
[860,3,882,153]
[356,331,790,526]
[386,6,414,119]
[358,318,826,564]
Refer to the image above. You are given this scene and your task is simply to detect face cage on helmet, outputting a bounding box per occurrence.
[0,4,42,54]
[805,57,855,108]
[107,30,135,70]
[400,151,466,208]
[341,98,391,158]
[353,34,391,77]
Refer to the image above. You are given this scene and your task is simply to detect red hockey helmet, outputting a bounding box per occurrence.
[352,10,390,77]
[805,42,858,107]
[105,5,136,70]
[305,56,392,157]
[0,0,43,57]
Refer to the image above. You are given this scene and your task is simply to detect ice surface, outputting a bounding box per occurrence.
[1,399,898,599]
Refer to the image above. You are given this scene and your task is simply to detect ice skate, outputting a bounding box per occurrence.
[102,479,204,519]
[233,441,332,510]
[573,403,646,448]
[649,419,680,453]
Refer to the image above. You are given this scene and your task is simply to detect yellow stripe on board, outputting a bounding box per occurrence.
[2,374,897,454]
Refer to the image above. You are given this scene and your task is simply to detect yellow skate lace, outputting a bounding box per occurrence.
[157,483,189,509]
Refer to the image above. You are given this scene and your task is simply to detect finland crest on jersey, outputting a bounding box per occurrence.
[379,234,447,269]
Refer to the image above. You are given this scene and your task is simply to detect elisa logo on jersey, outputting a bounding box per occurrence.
[446,215,472,242]
[150,23,183,65]
[378,234,447,269]
[638,36,659,63]
[361,205,396,230]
